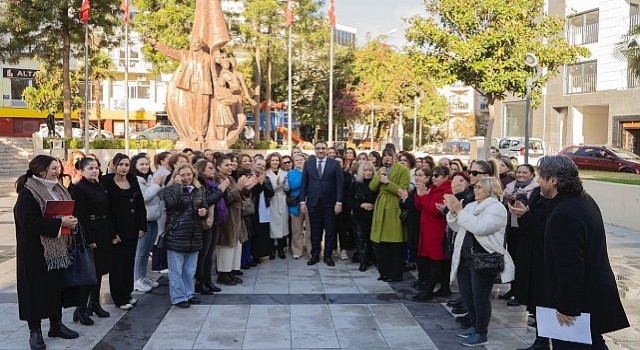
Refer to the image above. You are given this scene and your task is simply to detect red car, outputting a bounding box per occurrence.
[559,145,640,174]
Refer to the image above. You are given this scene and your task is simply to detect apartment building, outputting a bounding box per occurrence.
[493,0,640,155]
[437,82,489,140]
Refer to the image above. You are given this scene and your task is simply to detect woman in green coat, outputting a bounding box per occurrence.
[370,147,410,282]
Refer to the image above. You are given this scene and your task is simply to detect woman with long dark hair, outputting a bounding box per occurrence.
[130,154,165,293]
[101,153,147,310]
[14,155,80,350]
[69,157,113,326]
[370,147,410,282]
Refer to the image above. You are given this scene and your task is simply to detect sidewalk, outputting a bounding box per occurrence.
[0,179,637,349]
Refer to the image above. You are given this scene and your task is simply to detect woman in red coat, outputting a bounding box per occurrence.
[413,166,452,301]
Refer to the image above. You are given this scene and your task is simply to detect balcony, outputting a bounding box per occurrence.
[630,14,640,28]
[621,69,640,89]
[567,23,599,45]
[565,73,597,94]
[449,82,471,94]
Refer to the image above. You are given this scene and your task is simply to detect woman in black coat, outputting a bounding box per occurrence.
[101,153,147,310]
[70,157,113,325]
[14,155,80,350]
[348,161,378,271]
[509,186,550,350]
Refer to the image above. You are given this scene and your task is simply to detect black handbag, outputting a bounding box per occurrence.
[241,196,255,217]
[62,224,98,287]
[470,233,505,275]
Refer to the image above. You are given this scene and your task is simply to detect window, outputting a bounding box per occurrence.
[567,10,599,45]
[503,101,526,137]
[565,60,597,94]
[129,81,150,99]
[10,78,33,107]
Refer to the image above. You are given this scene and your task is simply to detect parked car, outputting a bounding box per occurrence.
[129,125,179,140]
[493,137,545,165]
[559,145,640,174]
[38,121,114,139]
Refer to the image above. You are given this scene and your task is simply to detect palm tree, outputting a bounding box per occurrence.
[614,23,640,82]
[88,50,115,138]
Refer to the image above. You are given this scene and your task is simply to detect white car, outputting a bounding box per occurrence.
[493,137,545,165]
[38,122,114,139]
[130,125,179,140]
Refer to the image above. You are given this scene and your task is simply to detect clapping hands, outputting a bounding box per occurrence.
[443,193,463,215]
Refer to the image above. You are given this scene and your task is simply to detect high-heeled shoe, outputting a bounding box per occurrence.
[48,321,79,339]
[88,301,110,318]
[73,307,94,325]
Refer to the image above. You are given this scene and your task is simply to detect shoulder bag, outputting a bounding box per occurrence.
[470,235,505,275]
[62,224,98,287]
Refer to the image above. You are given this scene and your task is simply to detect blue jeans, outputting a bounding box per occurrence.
[167,250,198,304]
[134,221,158,281]
[457,259,496,335]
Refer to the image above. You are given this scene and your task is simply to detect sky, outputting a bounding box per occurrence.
[329,0,427,48]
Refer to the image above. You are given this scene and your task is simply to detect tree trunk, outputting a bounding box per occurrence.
[94,79,102,138]
[62,21,72,139]
[265,48,272,142]
[253,44,262,143]
[484,96,497,160]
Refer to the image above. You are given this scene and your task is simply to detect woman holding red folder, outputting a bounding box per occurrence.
[14,155,80,350]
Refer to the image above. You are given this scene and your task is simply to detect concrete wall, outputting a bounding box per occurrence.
[583,180,640,229]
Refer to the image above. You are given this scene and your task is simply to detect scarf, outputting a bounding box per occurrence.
[206,178,228,223]
[24,176,73,271]
[512,177,534,193]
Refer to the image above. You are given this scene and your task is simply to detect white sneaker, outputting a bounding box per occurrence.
[340,249,348,261]
[129,298,138,305]
[160,269,169,274]
[119,304,133,310]
[293,255,300,259]
[143,277,160,288]
[134,279,152,292]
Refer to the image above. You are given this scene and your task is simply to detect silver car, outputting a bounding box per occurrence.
[130,125,179,140]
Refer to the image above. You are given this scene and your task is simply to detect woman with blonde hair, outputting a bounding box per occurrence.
[444,176,514,347]
[348,161,378,271]
[287,153,310,259]
[162,163,210,308]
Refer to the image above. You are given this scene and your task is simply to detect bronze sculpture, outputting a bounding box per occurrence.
[148,0,253,149]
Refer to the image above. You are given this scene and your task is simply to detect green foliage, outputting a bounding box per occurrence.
[229,143,244,150]
[44,138,177,150]
[614,24,640,78]
[22,63,84,113]
[405,0,589,156]
[253,140,277,149]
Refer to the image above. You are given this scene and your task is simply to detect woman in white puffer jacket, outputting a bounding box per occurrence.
[131,154,166,292]
[444,177,514,347]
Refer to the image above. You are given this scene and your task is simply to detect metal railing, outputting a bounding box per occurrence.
[567,23,599,45]
[621,69,640,89]
[565,73,597,94]
[630,14,640,29]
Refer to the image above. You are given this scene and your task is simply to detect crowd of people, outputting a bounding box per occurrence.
[14,143,628,350]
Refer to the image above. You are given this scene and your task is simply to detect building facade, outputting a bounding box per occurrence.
[493,0,640,155]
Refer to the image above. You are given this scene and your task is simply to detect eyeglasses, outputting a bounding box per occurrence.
[315,147,326,150]
[282,161,291,165]
[432,174,444,179]
[469,170,489,176]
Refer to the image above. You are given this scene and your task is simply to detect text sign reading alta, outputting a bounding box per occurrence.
[2,68,38,78]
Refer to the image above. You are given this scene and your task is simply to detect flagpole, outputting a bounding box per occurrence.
[124,10,130,156]
[287,25,293,151]
[84,23,90,155]
[328,25,334,145]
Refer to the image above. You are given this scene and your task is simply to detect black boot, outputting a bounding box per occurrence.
[411,290,433,302]
[217,272,238,286]
[88,302,110,318]
[73,307,94,326]
[278,246,286,259]
[195,282,214,295]
[229,272,243,284]
[358,262,367,272]
[434,286,452,297]
[48,321,79,339]
[269,248,276,260]
[29,330,45,350]
[204,281,222,293]
[517,337,550,350]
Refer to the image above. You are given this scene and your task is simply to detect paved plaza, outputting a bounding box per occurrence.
[0,179,638,349]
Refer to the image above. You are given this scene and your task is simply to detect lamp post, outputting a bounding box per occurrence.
[524,53,541,164]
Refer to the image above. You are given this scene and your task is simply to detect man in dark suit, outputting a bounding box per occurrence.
[538,155,628,349]
[299,140,344,266]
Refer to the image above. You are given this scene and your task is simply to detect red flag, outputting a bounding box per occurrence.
[285,0,294,28]
[328,0,335,28]
[80,0,90,24]
[120,0,130,24]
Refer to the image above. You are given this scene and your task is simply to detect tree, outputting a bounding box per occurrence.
[22,64,84,114]
[406,0,588,158]
[614,23,640,79]
[0,0,121,137]
[87,50,115,137]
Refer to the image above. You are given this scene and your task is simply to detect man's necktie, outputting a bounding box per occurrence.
[317,160,324,178]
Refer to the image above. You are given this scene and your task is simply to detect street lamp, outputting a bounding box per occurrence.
[524,53,542,164]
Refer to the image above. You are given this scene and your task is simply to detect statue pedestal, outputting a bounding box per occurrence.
[203,140,231,151]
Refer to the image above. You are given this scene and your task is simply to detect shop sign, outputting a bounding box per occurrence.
[2,68,38,78]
